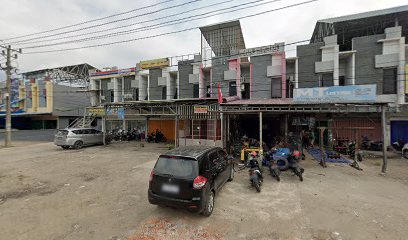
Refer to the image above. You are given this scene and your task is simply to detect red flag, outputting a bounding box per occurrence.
[217,82,223,104]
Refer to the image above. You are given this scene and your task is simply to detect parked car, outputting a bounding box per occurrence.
[148,146,234,216]
[54,128,110,149]
[403,143,408,159]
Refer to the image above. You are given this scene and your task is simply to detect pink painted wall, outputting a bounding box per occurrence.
[228,58,242,99]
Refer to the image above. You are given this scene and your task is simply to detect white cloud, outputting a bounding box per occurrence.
[0,0,406,81]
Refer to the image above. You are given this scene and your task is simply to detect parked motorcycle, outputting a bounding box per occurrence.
[348,141,363,161]
[264,150,281,181]
[288,150,304,182]
[391,138,406,152]
[248,152,263,192]
[147,129,167,143]
[265,148,303,182]
[361,136,383,151]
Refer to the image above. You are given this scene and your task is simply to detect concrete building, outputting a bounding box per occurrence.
[95,6,408,151]
[0,64,97,129]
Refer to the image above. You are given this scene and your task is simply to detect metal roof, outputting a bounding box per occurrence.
[21,63,98,75]
[199,20,246,56]
[318,5,408,24]
[310,5,408,48]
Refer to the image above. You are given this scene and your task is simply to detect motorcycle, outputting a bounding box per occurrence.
[288,150,304,182]
[264,150,281,181]
[391,138,406,152]
[248,155,263,192]
[265,148,303,182]
[362,136,383,151]
[348,142,363,161]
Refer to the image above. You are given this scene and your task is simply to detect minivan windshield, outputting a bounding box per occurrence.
[154,156,198,179]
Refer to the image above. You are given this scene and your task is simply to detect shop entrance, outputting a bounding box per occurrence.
[228,114,283,151]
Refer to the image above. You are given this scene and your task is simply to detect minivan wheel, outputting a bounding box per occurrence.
[201,191,215,217]
[61,146,70,150]
[228,165,234,181]
[73,141,83,150]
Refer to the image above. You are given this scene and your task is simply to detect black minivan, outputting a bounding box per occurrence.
[148,146,234,216]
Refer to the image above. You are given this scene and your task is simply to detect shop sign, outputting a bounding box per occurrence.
[239,43,284,57]
[194,106,208,114]
[90,67,136,80]
[293,84,377,103]
[106,107,125,119]
[140,58,169,69]
[88,107,105,116]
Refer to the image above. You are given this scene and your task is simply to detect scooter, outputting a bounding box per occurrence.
[248,156,263,192]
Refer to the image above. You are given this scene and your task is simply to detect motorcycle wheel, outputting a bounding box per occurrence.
[255,181,261,192]
[298,172,303,182]
[403,150,408,160]
[272,169,280,181]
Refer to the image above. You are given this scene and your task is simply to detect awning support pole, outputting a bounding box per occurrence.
[381,105,388,174]
[259,111,263,160]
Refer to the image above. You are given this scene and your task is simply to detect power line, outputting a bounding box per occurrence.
[11,0,238,46]
[22,0,319,54]
[0,0,179,41]
[22,0,285,49]
[4,0,204,45]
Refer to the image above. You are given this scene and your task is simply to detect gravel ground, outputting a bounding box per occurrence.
[1,141,408,240]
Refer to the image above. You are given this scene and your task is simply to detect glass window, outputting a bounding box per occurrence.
[383,68,397,94]
[154,156,198,179]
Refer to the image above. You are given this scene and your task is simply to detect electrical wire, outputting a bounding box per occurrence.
[20,0,282,48]
[3,0,205,44]
[1,0,179,41]
[22,0,319,54]
[11,0,239,46]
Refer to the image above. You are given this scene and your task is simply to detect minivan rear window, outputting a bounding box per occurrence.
[154,156,198,179]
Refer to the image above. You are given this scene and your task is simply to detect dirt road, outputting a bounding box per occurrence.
[1,142,408,240]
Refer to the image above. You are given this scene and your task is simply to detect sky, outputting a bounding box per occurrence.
[0,0,406,81]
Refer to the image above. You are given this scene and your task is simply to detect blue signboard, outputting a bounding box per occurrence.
[117,108,125,120]
[293,84,377,103]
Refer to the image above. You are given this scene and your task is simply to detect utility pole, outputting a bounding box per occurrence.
[1,45,21,147]
[5,46,11,147]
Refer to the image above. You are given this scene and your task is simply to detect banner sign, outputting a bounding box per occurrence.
[117,108,125,120]
[293,84,377,103]
[88,107,105,116]
[106,107,125,119]
[239,43,284,57]
[194,106,208,114]
[90,67,136,79]
[140,58,169,69]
